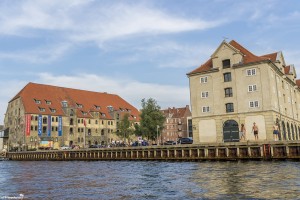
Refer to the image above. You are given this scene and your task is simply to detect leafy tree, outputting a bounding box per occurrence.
[115,113,134,143]
[136,98,166,141]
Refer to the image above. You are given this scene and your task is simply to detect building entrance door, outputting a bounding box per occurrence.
[223,120,239,142]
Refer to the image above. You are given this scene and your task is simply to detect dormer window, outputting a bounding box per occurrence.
[107,105,114,112]
[50,108,56,113]
[61,101,68,108]
[39,107,45,112]
[126,108,131,112]
[76,103,83,108]
[81,111,87,116]
[222,59,231,69]
[94,105,101,110]
[101,113,106,117]
[34,99,41,104]
[45,100,52,105]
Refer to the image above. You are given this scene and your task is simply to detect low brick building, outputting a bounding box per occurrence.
[161,105,192,143]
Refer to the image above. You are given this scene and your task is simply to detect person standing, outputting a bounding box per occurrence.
[252,122,259,140]
[273,122,279,141]
[240,124,246,141]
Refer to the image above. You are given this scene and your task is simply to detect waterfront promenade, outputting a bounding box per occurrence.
[4,141,300,161]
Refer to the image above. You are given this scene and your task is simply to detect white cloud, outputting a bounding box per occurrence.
[0,43,71,63]
[0,1,221,40]
[0,1,223,64]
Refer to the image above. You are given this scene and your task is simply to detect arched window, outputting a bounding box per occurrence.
[101,129,105,135]
[81,138,84,142]
[43,126,47,133]
[78,137,80,143]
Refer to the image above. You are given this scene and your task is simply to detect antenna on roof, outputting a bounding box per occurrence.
[222,36,229,42]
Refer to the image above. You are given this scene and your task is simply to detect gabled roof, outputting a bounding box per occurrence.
[161,105,191,119]
[187,40,280,76]
[11,82,140,121]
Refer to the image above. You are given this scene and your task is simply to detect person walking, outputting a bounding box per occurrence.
[240,123,246,141]
[273,122,279,141]
[252,122,259,140]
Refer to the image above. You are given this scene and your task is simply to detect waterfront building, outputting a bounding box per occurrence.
[187,40,300,143]
[4,82,140,150]
[161,105,192,143]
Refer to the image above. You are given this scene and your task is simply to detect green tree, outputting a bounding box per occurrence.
[136,98,166,142]
[115,113,134,144]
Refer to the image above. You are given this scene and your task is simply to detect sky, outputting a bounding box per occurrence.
[0,0,300,123]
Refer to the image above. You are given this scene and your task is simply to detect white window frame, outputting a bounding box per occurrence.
[249,101,259,108]
[200,76,208,83]
[201,91,209,98]
[248,84,257,92]
[246,68,256,76]
[202,106,210,113]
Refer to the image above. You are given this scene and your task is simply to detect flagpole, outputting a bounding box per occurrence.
[84,119,86,149]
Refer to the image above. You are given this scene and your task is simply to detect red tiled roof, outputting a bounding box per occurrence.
[187,40,277,75]
[11,82,140,121]
[284,65,291,75]
[260,52,277,62]
[296,79,300,87]
[161,106,191,118]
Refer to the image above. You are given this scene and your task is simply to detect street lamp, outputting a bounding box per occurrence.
[156,125,159,145]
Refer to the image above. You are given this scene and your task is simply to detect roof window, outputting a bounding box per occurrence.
[76,103,83,108]
[39,107,45,112]
[45,100,52,105]
[34,99,41,104]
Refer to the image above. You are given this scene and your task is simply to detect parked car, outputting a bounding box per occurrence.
[60,145,71,150]
[177,138,193,144]
[89,145,100,148]
[132,141,149,147]
[163,141,176,145]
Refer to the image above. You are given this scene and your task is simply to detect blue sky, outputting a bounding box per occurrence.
[1,0,300,123]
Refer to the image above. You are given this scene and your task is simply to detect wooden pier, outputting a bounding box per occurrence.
[5,141,300,161]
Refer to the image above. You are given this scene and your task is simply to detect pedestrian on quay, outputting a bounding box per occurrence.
[252,122,259,140]
[273,122,279,141]
[240,123,246,141]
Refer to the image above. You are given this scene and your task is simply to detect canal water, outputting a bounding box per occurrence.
[0,161,299,199]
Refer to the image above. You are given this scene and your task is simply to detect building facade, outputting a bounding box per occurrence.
[187,40,300,143]
[161,105,192,143]
[4,82,140,150]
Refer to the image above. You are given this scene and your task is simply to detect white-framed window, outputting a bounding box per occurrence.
[248,85,257,92]
[202,106,210,113]
[39,107,45,112]
[246,68,256,76]
[249,101,259,108]
[200,76,208,83]
[201,91,209,98]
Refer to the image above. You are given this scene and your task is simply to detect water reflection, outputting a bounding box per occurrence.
[0,161,299,199]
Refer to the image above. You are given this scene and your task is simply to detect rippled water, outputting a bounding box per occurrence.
[0,161,299,199]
